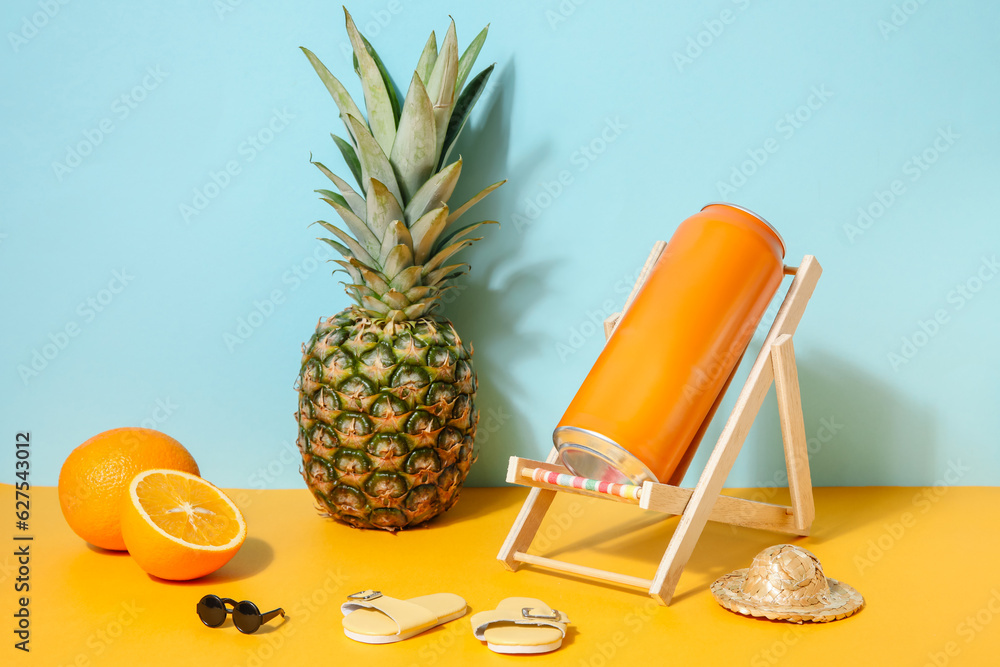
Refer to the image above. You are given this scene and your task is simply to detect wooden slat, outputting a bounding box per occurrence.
[603,315,620,340]
[769,256,822,338]
[603,241,667,339]
[512,552,654,590]
[772,334,815,532]
[640,482,799,533]
[649,255,823,605]
[497,450,560,570]
[619,240,667,320]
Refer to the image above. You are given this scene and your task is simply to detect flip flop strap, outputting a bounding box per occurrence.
[341,596,437,635]
[470,609,569,641]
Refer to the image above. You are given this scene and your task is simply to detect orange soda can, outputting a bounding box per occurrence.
[554,203,786,484]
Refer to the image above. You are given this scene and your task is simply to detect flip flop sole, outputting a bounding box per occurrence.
[343,607,468,644]
[487,639,563,654]
[477,598,567,654]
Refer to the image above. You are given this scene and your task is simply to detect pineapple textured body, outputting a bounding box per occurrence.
[297,310,477,530]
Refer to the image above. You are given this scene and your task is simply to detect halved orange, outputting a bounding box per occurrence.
[121,469,246,580]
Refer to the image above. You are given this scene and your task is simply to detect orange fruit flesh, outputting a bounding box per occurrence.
[122,469,246,580]
[135,473,241,547]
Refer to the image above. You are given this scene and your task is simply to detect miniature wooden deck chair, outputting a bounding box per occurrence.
[498,242,823,605]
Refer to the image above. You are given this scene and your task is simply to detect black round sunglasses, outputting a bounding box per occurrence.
[196,594,285,634]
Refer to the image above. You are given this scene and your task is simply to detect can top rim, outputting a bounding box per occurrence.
[553,426,658,485]
[701,202,786,257]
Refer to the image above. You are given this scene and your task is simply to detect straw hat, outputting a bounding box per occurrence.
[711,544,864,623]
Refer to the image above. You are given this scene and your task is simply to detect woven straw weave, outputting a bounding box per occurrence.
[711,544,864,623]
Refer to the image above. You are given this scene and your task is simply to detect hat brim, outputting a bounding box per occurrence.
[711,569,865,624]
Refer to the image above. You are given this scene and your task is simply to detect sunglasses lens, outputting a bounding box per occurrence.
[197,596,227,627]
[233,601,262,634]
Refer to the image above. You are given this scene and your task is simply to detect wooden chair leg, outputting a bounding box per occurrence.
[772,334,814,533]
[649,358,775,604]
[498,449,560,570]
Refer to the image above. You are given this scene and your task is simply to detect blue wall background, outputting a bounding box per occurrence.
[2,0,998,489]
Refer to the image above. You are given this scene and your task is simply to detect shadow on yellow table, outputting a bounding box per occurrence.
[5,484,1000,666]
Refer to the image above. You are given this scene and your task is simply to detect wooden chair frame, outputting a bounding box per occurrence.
[497,244,823,605]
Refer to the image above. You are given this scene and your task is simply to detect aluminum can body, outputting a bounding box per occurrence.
[554,203,786,484]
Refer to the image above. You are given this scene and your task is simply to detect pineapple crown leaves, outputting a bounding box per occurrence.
[302,7,505,322]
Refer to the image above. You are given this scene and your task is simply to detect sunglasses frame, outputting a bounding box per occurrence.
[197,594,285,634]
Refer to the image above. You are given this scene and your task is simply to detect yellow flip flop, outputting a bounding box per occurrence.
[341,590,468,644]
[470,597,570,654]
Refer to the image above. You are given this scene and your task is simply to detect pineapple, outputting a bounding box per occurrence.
[295,9,503,530]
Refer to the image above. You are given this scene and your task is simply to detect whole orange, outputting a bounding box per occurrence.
[58,428,200,550]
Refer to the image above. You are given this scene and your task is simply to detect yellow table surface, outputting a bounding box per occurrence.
[5,483,1000,666]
